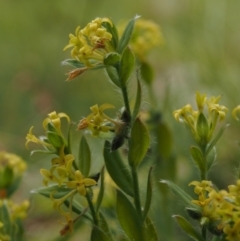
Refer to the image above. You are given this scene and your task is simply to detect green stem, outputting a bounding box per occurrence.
[131,166,142,219]
[121,84,131,120]
[86,190,98,226]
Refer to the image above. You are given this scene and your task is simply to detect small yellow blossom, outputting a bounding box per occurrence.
[40,168,60,186]
[232,105,240,121]
[224,219,240,241]
[25,126,52,149]
[78,104,121,138]
[196,92,207,112]
[42,111,70,131]
[67,170,97,196]
[119,18,163,60]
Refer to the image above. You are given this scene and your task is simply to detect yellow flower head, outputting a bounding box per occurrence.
[196,91,207,112]
[66,170,97,196]
[25,126,53,149]
[64,18,113,68]
[232,105,240,121]
[119,18,163,60]
[78,104,121,138]
[43,111,70,131]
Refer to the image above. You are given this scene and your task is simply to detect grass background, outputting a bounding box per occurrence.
[1,0,240,240]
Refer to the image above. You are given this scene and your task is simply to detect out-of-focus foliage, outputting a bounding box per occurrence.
[1,0,240,240]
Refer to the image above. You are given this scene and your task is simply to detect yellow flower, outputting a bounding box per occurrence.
[232,105,240,121]
[40,168,60,186]
[196,91,207,112]
[223,219,240,241]
[25,126,52,149]
[78,104,121,138]
[67,170,97,196]
[42,111,70,131]
[64,18,113,69]
[119,18,163,60]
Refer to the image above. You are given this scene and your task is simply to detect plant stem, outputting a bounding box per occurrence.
[86,190,98,226]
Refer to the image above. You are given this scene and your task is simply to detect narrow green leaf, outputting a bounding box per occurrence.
[140,62,154,85]
[96,167,105,213]
[173,215,205,241]
[128,118,150,167]
[119,47,135,84]
[207,146,217,170]
[206,124,229,156]
[118,15,140,53]
[105,66,121,88]
[103,141,133,196]
[31,184,71,199]
[143,167,153,221]
[143,216,159,241]
[47,132,64,148]
[102,22,119,49]
[116,190,143,241]
[196,112,209,141]
[160,180,200,210]
[190,146,205,174]
[0,200,12,234]
[98,211,113,241]
[61,59,85,68]
[91,226,111,241]
[132,74,142,121]
[78,135,91,177]
[104,52,120,65]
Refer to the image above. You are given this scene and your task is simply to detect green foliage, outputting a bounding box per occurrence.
[103,141,134,197]
[78,135,91,177]
[116,190,143,241]
[128,117,150,167]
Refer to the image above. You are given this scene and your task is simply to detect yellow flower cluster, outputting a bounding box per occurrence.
[78,104,123,139]
[118,18,163,61]
[173,92,228,145]
[64,18,113,69]
[190,180,240,240]
[0,152,26,179]
[26,111,97,234]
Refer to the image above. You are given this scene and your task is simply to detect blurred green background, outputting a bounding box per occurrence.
[1,0,240,240]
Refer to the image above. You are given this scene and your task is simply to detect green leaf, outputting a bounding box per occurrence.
[0,166,14,188]
[103,141,134,196]
[31,184,71,199]
[61,59,85,68]
[0,200,12,234]
[128,118,150,167]
[78,135,91,177]
[143,167,153,221]
[119,47,135,84]
[206,124,229,156]
[132,74,142,121]
[117,15,140,53]
[98,211,113,241]
[173,215,205,241]
[91,226,111,241]
[47,131,64,148]
[207,146,217,170]
[140,62,154,85]
[104,52,120,65]
[156,121,173,159]
[160,180,200,210]
[116,190,143,241]
[102,22,119,50]
[143,216,159,241]
[95,167,105,213]
[196,112,209,142]
[105,66,121,88]
[190,146,205,174]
